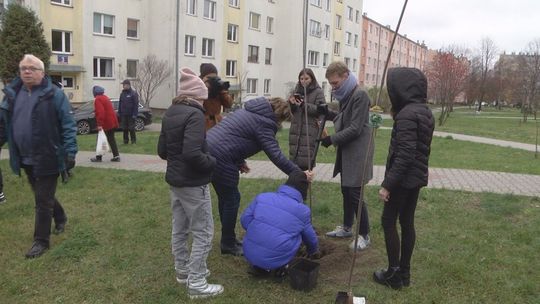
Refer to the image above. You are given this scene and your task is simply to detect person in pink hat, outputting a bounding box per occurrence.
[158,67,223,299]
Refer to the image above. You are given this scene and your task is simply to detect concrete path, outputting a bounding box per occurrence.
[72,151,540,197]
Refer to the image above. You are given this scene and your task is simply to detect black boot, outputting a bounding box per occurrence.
[90,155,102,162]
[373,267,403,290]
[399,267,410,287]
[25,241,49,258]
[221,243,243,256]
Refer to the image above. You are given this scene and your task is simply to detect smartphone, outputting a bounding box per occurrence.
[293,93,303,101]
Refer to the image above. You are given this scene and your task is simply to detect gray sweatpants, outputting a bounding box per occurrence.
[170,184,214,282]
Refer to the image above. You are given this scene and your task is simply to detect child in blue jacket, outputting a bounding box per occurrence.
[241,170,319,272]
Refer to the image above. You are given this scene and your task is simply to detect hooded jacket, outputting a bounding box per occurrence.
[93,86,119,131]
[118,87,139,117]
[207,97,299,187]
[382,67,435,191]
[241,184,318,270]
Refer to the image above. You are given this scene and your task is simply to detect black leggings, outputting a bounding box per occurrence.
[381,186,420,271]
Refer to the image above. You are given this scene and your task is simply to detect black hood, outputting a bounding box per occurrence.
[285,170,309,200]
[386,67,427,114]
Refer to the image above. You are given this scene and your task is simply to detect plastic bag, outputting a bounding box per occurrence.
[96,130,110,156]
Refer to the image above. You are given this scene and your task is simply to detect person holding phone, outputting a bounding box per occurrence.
[287,68,326,170]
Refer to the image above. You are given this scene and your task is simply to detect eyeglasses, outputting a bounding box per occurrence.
[19,66,43,72]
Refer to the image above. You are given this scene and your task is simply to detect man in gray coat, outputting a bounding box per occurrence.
[319,61,374,251]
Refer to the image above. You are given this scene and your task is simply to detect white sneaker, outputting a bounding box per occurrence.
[176,269,211,284]
[188,280,224,299]
[350,235,371,251]
[326,226,353,238]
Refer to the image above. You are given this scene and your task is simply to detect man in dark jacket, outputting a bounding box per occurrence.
[118,79,139,144]
[241,170,319,272]
[373,67,434,289]
[0,54,78,258]
[157,67,223,299]
[207,97,302,256]
[321,61,374,251]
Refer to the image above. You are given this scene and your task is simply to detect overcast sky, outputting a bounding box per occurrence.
[362,0,540,54]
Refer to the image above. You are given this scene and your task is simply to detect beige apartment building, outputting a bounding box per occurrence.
[360,13,428,88]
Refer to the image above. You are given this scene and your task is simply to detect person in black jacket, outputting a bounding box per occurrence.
[118,79,139,144]
[157,67,223,299]
[373,67,435,289]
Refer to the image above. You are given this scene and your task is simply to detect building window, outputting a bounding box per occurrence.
[227,24,238,42]
[345,32,351,45]
[126,60,138,78]
[51,0,71,6]
[51,75,74,88]
[309,0,321,7]
[322,81,328,93]
[266,17,274,34]
[335,14,341,29]
[51,30,71,54]
[186,0,196,15]
[324,0,330,11]
[334,41,340,55]
[226,60,236,77]
[202,38,214,57]
[265,48,272,65]
[355,10,360,23]
[346,6,353,20]
[93,13,115,35]
[308,51,319,66]
[228,0,239,8]
[264,79,271,94]
[354,34,358,47]
[127,19,139,39]
[203,0,216,20]
[247,78,257,94]
[249,12,260,30]
[185,35,195,55]
[323,53,329,67]
[324,24,330,39]
[248,45,259,63]
[344,57,350,68]
[93,57,113,78]
[309,19,321,37]
[353,59,357,71]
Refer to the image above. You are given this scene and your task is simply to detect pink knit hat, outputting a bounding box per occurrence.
[178,67,208,103]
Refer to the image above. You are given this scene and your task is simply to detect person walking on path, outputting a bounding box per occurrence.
[241,170,320,275]
[199,63,233,130]
[373,67,435,289]
[320,61,374,251]
[0,54,77,258]
[207,97,306,257]
[90,86,120,162]
[288,68,326,170]
[158,67,223,299]
[0,114,6,204]
[118,79,139,144]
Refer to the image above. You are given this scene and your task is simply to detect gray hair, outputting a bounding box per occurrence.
[20,54,45,70]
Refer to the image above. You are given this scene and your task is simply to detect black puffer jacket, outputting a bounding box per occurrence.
[158,99,215,187]
[382,67,435,191]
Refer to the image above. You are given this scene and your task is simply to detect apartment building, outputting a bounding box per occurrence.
[360,13,428,88]
[4,0,364,108]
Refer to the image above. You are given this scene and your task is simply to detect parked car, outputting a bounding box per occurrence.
[73,98,152,135]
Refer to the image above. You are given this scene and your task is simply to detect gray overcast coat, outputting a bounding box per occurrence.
[330,87,374,187]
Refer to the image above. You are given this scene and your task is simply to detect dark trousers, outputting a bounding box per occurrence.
[342,186,370,236]
[381,186,420,271]
[120,116,136,144]
[23,166,67,246]
[104,129,119,157]
[212,181,241,248]
[0,166,3,193]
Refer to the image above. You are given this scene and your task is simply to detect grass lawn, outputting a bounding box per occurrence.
[0,166,538,303]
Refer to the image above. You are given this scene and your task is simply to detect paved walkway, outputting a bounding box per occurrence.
[71,151,540,197]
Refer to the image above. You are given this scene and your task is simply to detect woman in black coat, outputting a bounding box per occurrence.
[374,67,435,289]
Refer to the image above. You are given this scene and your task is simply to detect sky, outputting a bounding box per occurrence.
[362,0,540,54]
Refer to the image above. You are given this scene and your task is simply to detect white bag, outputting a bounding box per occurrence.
[96,130,110,156]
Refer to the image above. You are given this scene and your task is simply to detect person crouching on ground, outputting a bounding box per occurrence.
[373,67,434,289]
[157,67,223,299]
[241,170,320,276]
[90,86,120,162]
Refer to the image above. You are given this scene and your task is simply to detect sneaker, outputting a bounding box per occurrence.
[54,218,67,235]
[0,192,6,204]
[176,269,211,284]
[188,280,224,299]
[373,267,403,290]
[350,235,371,251]
[111,156,121,162]
[325,226,353,238]
[25,241,49,259]
[90,156,102,162]
[221,244,243,256]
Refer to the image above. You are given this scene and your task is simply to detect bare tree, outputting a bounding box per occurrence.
[476,37,498,112]
[425,46,469,125]
[520,38,540,121]
[131,54,173,108]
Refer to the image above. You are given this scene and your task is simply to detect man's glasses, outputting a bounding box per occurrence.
[19,66,42,72]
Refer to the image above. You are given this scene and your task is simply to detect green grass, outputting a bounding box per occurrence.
[0,166,538,303]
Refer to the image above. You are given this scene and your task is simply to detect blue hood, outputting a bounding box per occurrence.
[244,97,276,122]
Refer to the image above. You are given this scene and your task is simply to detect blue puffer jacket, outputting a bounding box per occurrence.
[0,76,78,176]
[207,97,299,186]
[241,185,319,270]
